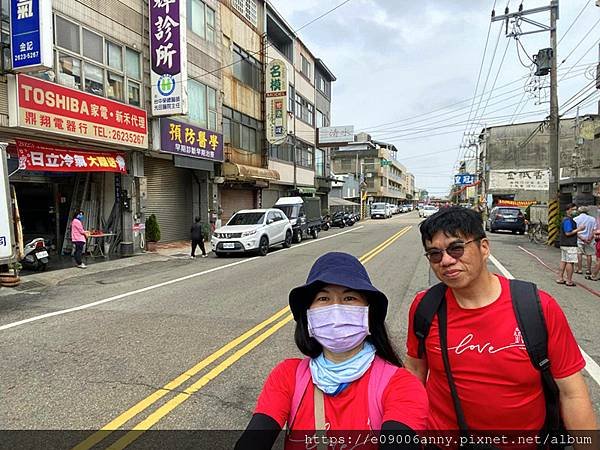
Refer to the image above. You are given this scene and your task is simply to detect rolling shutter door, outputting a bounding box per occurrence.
[220,188,255,223]
[144,157,193,242]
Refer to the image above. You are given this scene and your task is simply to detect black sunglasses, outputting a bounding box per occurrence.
[424,238,482,264]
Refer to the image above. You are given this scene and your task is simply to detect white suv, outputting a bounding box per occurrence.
[211,209,293,257]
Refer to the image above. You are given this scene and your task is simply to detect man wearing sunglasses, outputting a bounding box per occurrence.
[404,207,596,435]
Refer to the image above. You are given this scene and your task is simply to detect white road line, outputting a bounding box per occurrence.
[0,226,364,332]
[490,253,600,387]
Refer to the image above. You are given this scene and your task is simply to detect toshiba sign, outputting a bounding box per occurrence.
[8,74,148,149]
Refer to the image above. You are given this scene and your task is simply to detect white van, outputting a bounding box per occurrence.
[371,202,390,219]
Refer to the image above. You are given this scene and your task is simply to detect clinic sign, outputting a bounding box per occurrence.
[150,0,188,116]
[10,0,53,71]
[266,59,287,145]
[8,74,148,149]
[159,118,223,162]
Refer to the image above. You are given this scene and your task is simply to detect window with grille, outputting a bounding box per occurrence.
[232,0,257,27]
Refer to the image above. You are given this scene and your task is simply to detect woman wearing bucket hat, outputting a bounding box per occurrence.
[236,252,428,449]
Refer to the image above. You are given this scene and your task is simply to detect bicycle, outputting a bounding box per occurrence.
[527,220,548,244]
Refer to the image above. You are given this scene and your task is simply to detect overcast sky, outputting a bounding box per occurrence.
[270,0,600,196]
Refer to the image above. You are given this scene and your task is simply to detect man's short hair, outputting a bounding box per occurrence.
[419,206,486,247]
[578,206,589,214]
[566,203,577,211]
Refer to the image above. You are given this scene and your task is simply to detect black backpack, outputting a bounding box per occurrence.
[414,279,563,445]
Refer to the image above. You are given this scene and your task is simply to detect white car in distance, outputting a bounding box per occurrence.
[420,205,439,218]
[211,209,293,257]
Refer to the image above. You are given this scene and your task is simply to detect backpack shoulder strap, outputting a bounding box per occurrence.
[413,282,447,358]
[288,358,311,430]
[367,356,398,430]
[509,279,561,432]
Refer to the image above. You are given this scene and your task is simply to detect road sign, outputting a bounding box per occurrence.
[454,173,476,186]
[380,159,392,166]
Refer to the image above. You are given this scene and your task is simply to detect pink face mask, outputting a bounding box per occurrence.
[306,304,370,353]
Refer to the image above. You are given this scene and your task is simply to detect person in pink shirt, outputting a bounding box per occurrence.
[71,210,89,269]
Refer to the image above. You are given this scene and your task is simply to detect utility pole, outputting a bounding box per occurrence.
[492,0,559,245]
[548,0,560,245]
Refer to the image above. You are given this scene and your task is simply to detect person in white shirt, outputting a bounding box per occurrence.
[574,206,597,275]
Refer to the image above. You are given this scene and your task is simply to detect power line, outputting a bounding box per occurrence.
[557,0,591,45]
[559,36,600,81]
[559,16,600,67]
[181,0,354,86]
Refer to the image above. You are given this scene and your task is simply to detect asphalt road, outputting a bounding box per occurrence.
[1,211,598,448]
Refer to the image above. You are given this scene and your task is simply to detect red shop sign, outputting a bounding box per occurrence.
[16,139,127,173]
[9,74,148,149]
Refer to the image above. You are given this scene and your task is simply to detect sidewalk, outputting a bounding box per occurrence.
[4,240,205,292]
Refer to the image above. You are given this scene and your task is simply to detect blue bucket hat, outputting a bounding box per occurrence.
[289,252,389,322]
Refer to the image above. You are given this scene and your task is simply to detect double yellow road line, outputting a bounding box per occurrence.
[74,225,412,450]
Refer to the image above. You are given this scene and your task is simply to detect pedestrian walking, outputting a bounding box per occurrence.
[586,217,600,282]
[404,207,596,435]
[573,206,596,275]
[557,203,585,286]
[190,216,207,259]
[71,210,89,269]
[236,252,428,450]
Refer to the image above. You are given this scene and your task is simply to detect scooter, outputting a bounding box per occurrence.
[321,214,331,231]
[20,238,49,271]
[331,211,347,228]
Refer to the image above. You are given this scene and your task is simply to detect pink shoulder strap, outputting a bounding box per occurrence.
[288,356,397,431]
[368,356,398,430]
[288,358,311,429]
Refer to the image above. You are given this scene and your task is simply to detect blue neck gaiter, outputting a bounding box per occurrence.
[309,341,376,395]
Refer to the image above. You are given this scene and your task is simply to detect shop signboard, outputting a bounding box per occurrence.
[159,118,223,162]
[10,0,53,72]
[16,139,127,173]
[454,173,476,186]
[489,169,549,191]
[8,74,148,149]
[0,145,15,262]
[150,0,188,116]
[266,59,287,145]
[318,126,354,145]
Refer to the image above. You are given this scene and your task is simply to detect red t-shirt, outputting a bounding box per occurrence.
[255,358,428,434]
[406,275,585,430]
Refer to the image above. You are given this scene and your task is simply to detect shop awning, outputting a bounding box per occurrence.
[222,162,280,181]
[329,197,360,206]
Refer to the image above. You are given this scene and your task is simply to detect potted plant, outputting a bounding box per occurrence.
[145,214,161,252]
[1,261,22,287]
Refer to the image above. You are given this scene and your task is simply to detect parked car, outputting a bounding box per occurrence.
[486,206,526,234]
[371,202,391,219]
[211,209,292,257]
[420,205,439,218]
[401,205,410,213]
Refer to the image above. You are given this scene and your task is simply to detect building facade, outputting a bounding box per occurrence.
[479,116,600,207]
[263,3,335,210]
[1,0,336,255]
[331,133,413,205]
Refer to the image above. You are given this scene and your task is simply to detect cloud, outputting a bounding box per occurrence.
[269,0,599,194]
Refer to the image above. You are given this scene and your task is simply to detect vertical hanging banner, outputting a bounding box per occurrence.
[266,59,287,145]
[150,0,188,116]
[10,0,53,72]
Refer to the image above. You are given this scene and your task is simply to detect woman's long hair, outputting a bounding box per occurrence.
[294,291,403,367]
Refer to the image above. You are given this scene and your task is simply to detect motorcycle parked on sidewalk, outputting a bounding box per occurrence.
[331,211,347,228]
[343,212,355,226]
[20,238,49,271]
[321,214,331,231]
